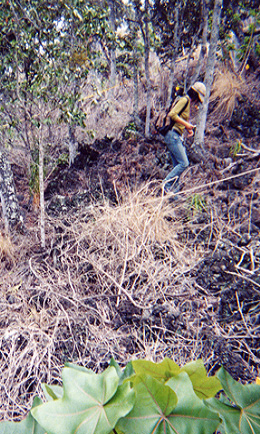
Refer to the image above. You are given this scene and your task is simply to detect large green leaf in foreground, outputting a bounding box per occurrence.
[166,372,220,434]
[132,358,180,382]
[117,372,220,434]
[117,373,177,434]
[132,358,221,399]
[180,359,221,399]
[32,366,135,434]
[0,397,46,434]
[206,367,260,434]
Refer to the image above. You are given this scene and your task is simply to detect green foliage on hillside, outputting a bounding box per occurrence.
[1,358,260,434]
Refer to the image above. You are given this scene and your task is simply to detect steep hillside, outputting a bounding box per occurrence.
[0,67,259,422]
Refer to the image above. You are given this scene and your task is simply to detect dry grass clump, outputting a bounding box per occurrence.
[210,67,247,120]
[78,185,200,305]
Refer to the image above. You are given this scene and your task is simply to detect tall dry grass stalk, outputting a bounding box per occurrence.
[210,67,247,120]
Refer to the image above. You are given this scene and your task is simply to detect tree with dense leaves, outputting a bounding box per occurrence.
[0,0,107,241]
[221,0,260,72]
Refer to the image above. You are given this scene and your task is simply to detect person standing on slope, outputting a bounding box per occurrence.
[163,81,206,194]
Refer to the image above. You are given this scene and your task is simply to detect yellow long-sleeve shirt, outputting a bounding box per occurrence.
[168,96,190,136]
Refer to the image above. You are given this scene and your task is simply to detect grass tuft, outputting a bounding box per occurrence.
[210,67,247,120]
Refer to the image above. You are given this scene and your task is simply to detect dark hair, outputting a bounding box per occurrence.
[187,87,200,103]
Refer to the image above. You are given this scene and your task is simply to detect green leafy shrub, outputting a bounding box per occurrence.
[1,358,260,434]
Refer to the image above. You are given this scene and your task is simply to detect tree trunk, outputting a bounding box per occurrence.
[144,0,151,137]
[0,150,23,233]
[193,0,223,163]
[190,0,209,86]
[69,124,77,167]
[38,124,45,249]
[133,41,140,127]
[167,0,182,107]
[131,10,141,128]
[68,80,79,167]
[108,0,116,98]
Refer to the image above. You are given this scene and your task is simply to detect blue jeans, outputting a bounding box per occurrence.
[163,129,189,192]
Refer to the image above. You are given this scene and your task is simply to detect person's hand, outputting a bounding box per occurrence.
[186,124,196,137]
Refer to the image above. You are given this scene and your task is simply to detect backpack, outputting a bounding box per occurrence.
[154,96,189,136]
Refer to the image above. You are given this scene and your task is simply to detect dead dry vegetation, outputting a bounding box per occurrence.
[209,68,248,121]
[0,65,260,421]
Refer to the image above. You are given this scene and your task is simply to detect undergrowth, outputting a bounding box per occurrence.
[0,180,259,422]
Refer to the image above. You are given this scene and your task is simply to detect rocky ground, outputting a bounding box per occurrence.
[0,69,260,421]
